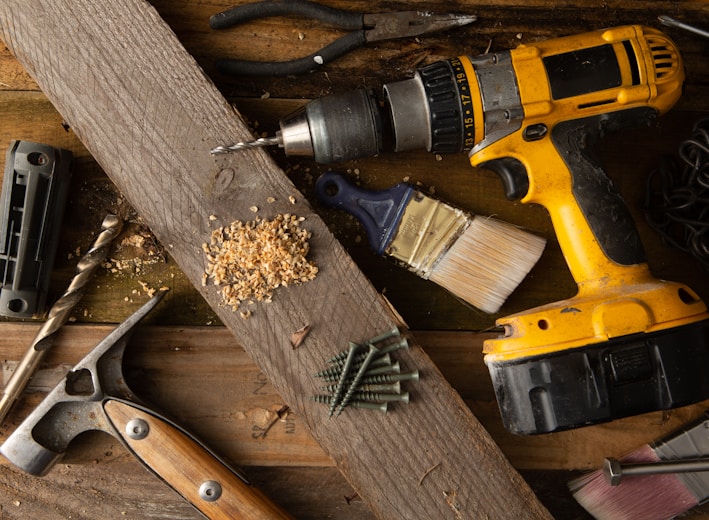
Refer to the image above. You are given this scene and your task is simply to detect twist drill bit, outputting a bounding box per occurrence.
[210,136,282,155]
[0,214,123,425]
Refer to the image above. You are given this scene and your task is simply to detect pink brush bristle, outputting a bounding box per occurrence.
[570,445,700,520]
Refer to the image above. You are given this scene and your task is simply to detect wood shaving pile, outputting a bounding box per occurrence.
[202,214,318,312]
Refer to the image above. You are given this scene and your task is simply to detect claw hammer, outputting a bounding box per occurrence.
[0,292,292,520]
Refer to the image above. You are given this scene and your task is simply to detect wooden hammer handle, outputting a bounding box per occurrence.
[104,399,292,520]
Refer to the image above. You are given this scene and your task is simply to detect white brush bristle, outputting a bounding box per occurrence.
[569,445,700,520]
[428,217,545,314]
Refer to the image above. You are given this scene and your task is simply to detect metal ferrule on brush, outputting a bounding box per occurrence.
[649,413,709,503]
[385,191,469,279]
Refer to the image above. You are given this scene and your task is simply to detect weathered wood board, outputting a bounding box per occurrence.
[0,1,550,519]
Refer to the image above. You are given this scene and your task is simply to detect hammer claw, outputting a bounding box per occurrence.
[0,289,293,518]
[0,292,166,474]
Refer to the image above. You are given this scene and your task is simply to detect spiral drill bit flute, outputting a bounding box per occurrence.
[0,214,123,425]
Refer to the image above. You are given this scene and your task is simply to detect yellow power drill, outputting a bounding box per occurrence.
[384,25,709,434]
[217,25,709,434]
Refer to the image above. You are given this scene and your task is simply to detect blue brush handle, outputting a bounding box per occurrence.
[315,171,413,254]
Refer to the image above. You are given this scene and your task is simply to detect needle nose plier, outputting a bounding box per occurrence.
[209,0,477,76]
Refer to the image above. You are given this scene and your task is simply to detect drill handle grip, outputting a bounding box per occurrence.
[548,112,649,266]
[477,109,657,289]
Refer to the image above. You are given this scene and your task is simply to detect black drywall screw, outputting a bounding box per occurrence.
[317,361,400,383]
[328,342,359,417]
[321,381,401,394]
[353,391,410,404]
[326,326,400,363]
[314,353,391,379]
[310,395,388,413]
[360,370,420,385]
[364,361,400,376]
[336,343,379,416]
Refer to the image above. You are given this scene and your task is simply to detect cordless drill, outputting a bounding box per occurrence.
[220,25,709,434]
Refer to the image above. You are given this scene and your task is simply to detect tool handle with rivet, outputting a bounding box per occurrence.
[105,399,293,519]
[0,214,123,426]
[603,456,709,486]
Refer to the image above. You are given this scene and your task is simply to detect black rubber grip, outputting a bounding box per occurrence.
[210,0,363,30]
[550,108,656,266]
[216,31,366,76]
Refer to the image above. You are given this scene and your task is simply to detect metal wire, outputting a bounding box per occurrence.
[645,118,709,271]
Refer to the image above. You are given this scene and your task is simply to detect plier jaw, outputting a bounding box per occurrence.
[363,12,478,43]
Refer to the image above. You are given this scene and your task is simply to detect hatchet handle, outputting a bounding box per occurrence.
[104,399,292,520]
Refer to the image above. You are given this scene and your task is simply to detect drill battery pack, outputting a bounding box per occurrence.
[488,318,709,435]
[0,141,72,318]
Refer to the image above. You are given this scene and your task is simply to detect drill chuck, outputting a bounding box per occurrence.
[221,62,470,163]
[278,88,384,163]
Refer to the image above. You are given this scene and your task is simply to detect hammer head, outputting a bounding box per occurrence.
[0,292,165,476]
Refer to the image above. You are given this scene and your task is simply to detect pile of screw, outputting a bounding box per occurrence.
[311,327,419,416]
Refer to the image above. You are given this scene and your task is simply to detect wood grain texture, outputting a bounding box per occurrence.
[0,2,549,519]
[0,461,375,520]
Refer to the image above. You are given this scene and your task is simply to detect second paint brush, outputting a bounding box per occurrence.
[315,172,546,313]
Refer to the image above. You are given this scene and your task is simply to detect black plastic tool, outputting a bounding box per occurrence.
[0,141,73,318]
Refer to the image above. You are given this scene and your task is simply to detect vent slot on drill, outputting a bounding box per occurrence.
[643,34,681,80]
[621,40,641,86]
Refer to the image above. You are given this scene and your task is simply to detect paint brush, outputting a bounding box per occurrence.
[570,411,709,520]
[315,172,546,314]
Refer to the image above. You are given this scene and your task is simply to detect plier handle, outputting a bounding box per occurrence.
[210,0,476,76]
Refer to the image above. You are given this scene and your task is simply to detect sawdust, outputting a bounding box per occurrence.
[103,230,166,275]
[202,214,318,314]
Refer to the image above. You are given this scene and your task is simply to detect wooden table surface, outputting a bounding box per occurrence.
[1,1,709,518]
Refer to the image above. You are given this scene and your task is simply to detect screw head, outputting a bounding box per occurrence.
[199,480,223,502]
[126,418,149,440]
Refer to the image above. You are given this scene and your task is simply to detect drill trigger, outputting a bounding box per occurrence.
[480,157,530,201]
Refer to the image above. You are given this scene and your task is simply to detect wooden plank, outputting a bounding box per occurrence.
[0,461,375,520]
[1,323,709,518]
[0,2,550,519]
[2,322,708,473]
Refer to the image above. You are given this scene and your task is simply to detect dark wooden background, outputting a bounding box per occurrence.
[1,1,709,518]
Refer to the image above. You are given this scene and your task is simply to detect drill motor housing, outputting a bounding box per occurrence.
[385,25,709,434]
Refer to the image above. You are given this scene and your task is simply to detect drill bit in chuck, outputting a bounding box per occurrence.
[210,88,384,163]
[211,136,282,154]
[0,214,123,425]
